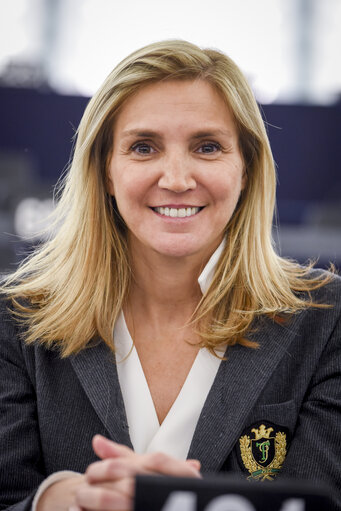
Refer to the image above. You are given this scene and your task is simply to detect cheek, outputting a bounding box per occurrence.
[114,163,157,203]
[112,174,147,218]
[208,168,244,204]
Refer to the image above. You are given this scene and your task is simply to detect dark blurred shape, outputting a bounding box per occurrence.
[0,87,87,273]
[266,102,341,206]
[0,61,50,90]
[0,149,48,273]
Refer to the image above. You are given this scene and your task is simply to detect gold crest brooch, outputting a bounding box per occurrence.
[239,422,288,481]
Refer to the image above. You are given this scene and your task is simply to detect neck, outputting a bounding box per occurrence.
[124,232,225,330]
[130,252,202,314]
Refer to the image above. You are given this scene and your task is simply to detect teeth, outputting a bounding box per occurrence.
[153,207,201,217]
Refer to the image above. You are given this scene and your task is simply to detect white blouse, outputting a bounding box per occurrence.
[114,311,222,459]
[114,239,225,459]
[32,240,226,509]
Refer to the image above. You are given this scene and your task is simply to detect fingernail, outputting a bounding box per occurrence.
[69,506,82,511]
[187,459,201,469]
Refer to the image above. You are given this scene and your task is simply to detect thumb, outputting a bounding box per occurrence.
[92,435,133,460]
[186,459,201,472]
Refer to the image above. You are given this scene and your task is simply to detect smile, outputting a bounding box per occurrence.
[152,206,203,218]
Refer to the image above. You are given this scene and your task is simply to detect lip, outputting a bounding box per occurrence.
[150,204,205,208]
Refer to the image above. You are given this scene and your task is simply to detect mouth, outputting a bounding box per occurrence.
[151,206,204,218]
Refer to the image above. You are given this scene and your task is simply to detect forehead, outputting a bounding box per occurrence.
[113,79,237,136]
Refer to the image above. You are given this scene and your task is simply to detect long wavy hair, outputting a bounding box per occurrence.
[1,39,331,356]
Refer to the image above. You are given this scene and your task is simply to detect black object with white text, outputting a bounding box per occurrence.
[134,474,335,511]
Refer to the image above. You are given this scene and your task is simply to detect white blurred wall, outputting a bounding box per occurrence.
[0,0,340,103]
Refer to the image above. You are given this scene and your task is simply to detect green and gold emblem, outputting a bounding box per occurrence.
[239,422,287,481]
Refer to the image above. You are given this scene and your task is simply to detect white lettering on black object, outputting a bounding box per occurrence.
[161,491,196,511]
[280,500,305,511]
[205,495,255,511]
[160,491,306,511]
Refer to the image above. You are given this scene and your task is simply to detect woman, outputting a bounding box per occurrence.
[0,40,340,511]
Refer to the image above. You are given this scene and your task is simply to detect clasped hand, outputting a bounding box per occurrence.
[71,435,201,511]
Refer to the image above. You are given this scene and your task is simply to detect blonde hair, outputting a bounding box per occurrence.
[2,39,332,356]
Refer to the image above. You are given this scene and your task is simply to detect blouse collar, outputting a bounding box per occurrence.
[197,238,226,294]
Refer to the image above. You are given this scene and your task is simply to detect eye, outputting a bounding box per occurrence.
[196,142,222,154]
[130,142,157,155]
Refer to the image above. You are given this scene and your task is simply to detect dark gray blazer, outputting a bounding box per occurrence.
[1,270,340,511]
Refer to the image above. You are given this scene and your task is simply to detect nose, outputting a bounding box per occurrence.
[158,152,197,192]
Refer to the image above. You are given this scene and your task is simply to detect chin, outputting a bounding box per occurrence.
[151,237,207,259]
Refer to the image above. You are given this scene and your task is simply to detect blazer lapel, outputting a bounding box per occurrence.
[188,313,304,471]
[70,341,133,448]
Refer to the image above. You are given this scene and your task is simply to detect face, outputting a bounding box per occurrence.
[107,79,246,261]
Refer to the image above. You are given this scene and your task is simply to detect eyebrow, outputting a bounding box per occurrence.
[120,128,234,140]
[191,129,234,140]
[121,130,160,139]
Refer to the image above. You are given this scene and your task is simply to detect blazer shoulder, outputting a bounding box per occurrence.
[303,267,341,306]
[0,293,20,338]
[0,294,32,364]
[297,268,341,348]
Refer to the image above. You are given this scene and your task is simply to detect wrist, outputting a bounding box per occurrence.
[36,474,84,511]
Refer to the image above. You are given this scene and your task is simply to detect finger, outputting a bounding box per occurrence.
[186,459,201,471]
[143,452,201,478]
[75,485,132,510]
[89,451,201,480]
[88,448,201,484]
[92,435,134,460]
[109,477,135,499]
[86,457,154,483]
[93,477,135,500]
[86,453,196,484]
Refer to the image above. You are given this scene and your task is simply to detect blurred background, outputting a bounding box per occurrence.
[0,0,340,274]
